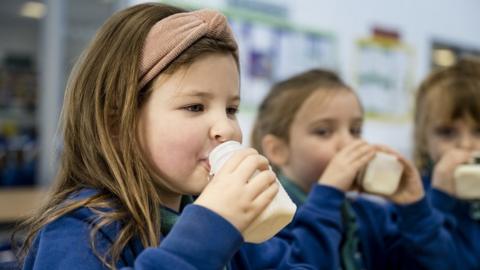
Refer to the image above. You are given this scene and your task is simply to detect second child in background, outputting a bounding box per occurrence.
[251,69,456,270]
[413,58,480,270]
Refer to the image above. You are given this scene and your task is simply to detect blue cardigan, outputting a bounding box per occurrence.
[424,173,480,270]
[22,187,356,269]
[280,177,456,270]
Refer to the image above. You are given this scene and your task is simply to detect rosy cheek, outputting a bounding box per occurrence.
[150,140,193,172]
[429,141,450,162]
[304,152,331,179]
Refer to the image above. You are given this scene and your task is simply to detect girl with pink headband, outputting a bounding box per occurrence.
[17,3,349,269]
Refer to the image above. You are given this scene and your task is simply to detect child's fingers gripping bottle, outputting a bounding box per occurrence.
[209,141,297,243]
[454,153,480,200]
[357,152,404,196]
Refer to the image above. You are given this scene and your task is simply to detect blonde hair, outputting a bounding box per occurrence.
[413,58,480,172]
[251,69,355,170]
[18,3,237,269]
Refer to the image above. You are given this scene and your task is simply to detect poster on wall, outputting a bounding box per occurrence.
[229,19,337,110]
[353,28,414,121]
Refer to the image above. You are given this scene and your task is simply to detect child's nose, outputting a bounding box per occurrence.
[457,133,475,150]
[337,131,356,150]
[209,115,238,143]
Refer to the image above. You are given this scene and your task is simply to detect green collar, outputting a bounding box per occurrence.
[160,195,193,236]
[277,173,308,205]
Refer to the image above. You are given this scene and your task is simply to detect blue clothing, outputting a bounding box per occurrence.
[424,173,480,270]
[24,187,363,270]
[281,178,456,270]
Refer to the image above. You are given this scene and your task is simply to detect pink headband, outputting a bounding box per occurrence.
[139,9,238,89]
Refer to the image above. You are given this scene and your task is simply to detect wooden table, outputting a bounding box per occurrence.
[0,188,48,223]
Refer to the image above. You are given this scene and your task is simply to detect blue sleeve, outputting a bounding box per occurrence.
[23,205,243,270]
[280,184,344,269]
[430,188,480,270]
[430,188,462,222]
[389,196,457,269]
[23,214,110,270]
[239,184,344,270]
[262,185,345,270]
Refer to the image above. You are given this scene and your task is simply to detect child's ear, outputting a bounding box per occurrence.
[261,134,289,167]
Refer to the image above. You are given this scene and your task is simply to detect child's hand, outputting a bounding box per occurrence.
[432,148,473,196]
[376,145,425,205]
[194,148,279,234]
[318,140,376,192]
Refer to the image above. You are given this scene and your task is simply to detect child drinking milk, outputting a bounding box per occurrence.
[251,68,457,270]
[413,58,480,270]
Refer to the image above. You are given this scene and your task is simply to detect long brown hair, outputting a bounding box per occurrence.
[250,69,355,171]
[17,3,238,269]
[413,58,480,172]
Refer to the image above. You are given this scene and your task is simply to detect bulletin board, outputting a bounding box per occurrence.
[228,16,337,110]
[353,36,415,121]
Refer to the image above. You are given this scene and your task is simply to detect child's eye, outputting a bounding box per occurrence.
[313,128,332,137]
[351,127,362,137]
[184,104,204,112]
[226,106,239,115]
[434,126,457,139]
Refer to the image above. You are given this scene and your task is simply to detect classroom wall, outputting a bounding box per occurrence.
[131,0,480,158]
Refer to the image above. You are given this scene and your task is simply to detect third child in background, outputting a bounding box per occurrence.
[413,58,480,270]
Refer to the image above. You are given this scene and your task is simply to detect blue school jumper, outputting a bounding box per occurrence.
[279,174,456,270]
[422,171,480,270]
[22,187,363,270]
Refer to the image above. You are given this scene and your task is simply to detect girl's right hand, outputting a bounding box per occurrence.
[194,148,279,233]
[318,140,376,192]
[432,148,474,196]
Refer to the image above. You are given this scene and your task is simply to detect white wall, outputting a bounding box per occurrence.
[290,0,480,86]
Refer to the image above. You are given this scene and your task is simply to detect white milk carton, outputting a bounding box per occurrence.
[454,155,480,200]
[358,152,404,196]
[209,141,297,243]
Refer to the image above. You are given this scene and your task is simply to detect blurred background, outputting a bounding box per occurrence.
[0,0,479,262]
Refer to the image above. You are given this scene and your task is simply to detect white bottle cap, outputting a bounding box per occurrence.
[209,141,243,175]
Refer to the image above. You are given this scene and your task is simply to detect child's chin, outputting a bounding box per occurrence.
[192,172,210,191]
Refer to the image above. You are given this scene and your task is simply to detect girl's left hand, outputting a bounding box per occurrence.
[375,145,425,205]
